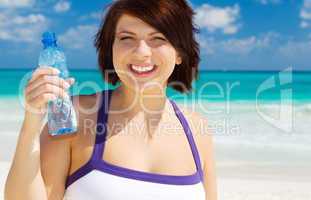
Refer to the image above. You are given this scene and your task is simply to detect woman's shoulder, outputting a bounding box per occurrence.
[172,103,209,129]
[39,93,102,194]
[172,103,210,137]
[71,91,103,118]
[40,93,101,142]
[68,92,102,138]
[174,103,212,166]
[71,92,101,111]
[71,91,106,118]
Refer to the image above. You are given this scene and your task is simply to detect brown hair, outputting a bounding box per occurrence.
[94,0,200,93]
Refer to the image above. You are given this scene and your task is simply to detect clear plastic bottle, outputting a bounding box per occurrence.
[38,31,77,136]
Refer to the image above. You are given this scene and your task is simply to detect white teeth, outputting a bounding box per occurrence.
[131,64,155,73]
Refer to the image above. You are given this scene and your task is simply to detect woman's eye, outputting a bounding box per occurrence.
[153,37,166,41]
[120,36,133,40]
[119,36,165,41]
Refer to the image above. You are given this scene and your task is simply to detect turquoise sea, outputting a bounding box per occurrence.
[0,69,310,103]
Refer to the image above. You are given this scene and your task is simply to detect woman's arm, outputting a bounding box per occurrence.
[40,124,72,200]
[5,119,72,200]
[202,129,218,200]
[4,66,74,200]
[5,116,49,200]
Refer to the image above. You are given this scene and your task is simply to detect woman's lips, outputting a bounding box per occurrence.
[128,64,158,77]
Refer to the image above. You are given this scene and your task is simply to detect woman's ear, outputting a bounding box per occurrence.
[176,56,182,65]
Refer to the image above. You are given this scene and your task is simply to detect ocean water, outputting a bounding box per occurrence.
[0,69,310,102]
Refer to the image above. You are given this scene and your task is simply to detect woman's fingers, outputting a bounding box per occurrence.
[30,93,58,111]
[26,75,73,95]
[27,83,70,102]
[28,66,60,84]
[24,66,76,114]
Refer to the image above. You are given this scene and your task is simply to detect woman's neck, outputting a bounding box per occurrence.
[113,84,168,116]
[110,84,169,140]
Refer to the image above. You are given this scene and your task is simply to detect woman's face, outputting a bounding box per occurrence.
[112,14,182,92]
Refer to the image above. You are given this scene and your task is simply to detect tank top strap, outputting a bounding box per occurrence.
[91,89,113,162]
[169,99,204,181]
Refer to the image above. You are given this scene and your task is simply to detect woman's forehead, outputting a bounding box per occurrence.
[116,14,160,35]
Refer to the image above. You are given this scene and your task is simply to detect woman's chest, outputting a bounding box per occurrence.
[69,116,198,176]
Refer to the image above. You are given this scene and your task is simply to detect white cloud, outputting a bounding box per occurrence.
[197,35,215,55]
[199,32,280,55]
[79,11,103,21]
[0,0,34,8]
[221,33,278,55]
[0,11,48,42]
[59,24,98,49]
[195,3,241,35]
[256,0,282,5]
[300,0,311,29]
[198,31,311,70]
[301,21,309,28]
[222,36,258,54]
[54,0,70,13]
[278,39,311,58]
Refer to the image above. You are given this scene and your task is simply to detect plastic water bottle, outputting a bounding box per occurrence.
[38,31,77,136]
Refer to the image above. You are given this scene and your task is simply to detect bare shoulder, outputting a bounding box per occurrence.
[40,92,101,155]
[176,103,218,199]
[175,103,213,165]
[40,93,100,142]
[40,92,100,146]
[174,103,210,138]
[72,93,99,111]
[72,93,101,117]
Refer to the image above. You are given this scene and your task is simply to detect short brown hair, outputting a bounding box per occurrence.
[94,0,200,93]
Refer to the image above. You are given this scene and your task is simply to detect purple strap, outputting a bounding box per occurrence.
[169,99,204,181]
[92,89,113,161]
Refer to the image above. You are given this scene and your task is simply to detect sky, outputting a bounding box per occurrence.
[0,0,310,71]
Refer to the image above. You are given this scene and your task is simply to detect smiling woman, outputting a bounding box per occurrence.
[4,0,217,200]
[94,0,200,93]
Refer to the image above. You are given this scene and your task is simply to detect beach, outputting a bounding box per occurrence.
[1,96,310,199]
[1,0,311,197]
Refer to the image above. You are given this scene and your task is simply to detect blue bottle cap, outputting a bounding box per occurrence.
[42,31,57,45]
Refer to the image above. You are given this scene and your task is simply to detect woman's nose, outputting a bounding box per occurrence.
[133,39,152,57]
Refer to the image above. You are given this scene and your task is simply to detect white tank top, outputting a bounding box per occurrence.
[63,89,206,200]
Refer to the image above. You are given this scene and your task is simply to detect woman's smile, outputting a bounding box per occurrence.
[127,63,158,78]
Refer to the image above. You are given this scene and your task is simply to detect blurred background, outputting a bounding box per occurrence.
[0,0,311,199]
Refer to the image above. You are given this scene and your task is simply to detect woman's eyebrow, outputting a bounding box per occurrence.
[117,30,161,35]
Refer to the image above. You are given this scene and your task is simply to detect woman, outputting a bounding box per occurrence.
[5,0,217,199]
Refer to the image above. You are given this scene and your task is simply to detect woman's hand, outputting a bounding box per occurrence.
[24,66,75,122]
